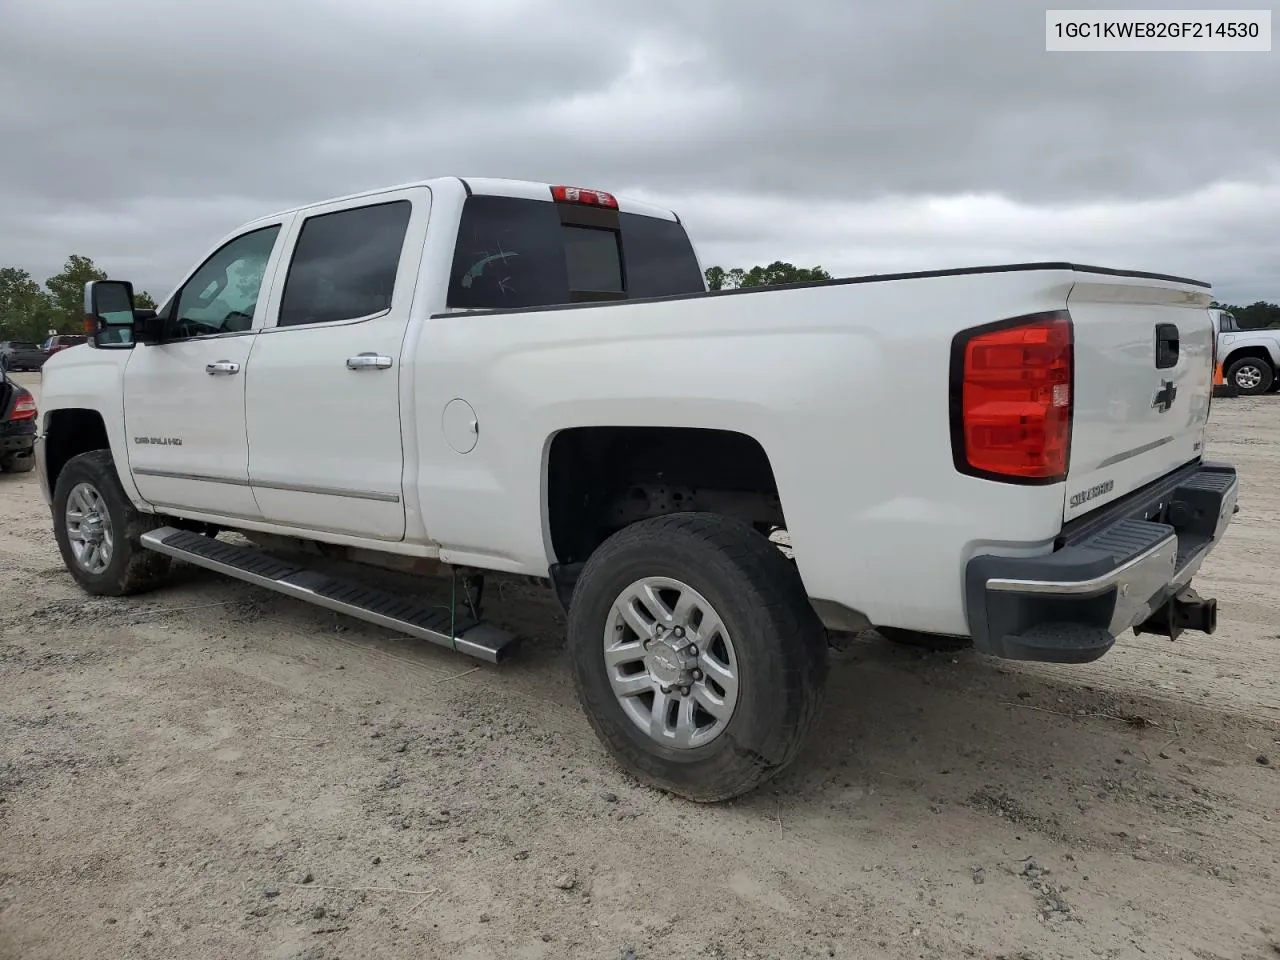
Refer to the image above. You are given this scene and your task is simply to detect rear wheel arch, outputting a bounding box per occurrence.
[544,425,789,560]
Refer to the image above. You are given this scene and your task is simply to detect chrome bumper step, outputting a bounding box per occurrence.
[139,527,519,663]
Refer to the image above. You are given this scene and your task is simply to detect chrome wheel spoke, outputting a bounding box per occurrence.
[699,650,736,696]
[693,611,724,648]
[636,582,674,626]
[610,672,653,698]
[671,590,699,626]
[671,695,699,748]
[693,682,733,722]
[648,689,674,740]
[604,640,644,669]
[618,598,656,640]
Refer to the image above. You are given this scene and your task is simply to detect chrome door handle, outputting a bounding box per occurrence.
[205,360,240,375]
[347,353,393,370]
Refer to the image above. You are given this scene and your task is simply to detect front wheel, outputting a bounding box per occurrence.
[568,513,829,802]
[1226,357,1274,396]
[52,450,172,596]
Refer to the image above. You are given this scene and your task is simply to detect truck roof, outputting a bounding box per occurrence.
[253,176,681,228]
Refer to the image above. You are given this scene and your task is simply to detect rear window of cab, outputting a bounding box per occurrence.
[447,196,705,311]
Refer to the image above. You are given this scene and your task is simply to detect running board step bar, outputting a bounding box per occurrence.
[139,527,519,663]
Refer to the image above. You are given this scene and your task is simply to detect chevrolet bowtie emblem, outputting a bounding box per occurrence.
[1152,379,1177,413]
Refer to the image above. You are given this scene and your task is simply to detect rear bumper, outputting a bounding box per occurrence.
[0,427,35,459]
[965,460,1238,663]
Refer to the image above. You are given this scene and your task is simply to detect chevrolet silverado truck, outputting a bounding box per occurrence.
[1211,307,1280,395]
[34,177,1238,801]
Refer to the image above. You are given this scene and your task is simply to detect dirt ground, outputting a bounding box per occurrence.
[1,372,1277,960]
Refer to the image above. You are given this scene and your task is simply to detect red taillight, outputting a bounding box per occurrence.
[951,311,1073,483]
[11,394,37,421]
[550,185,618,209]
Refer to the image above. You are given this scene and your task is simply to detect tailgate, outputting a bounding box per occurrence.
[1064,272,1214,523]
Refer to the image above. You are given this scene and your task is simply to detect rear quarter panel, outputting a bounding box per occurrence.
[408,267,1083,635]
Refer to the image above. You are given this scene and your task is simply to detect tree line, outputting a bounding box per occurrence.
[704,261,833,290]
[1210,300,1280,330]
[0,256,157,343]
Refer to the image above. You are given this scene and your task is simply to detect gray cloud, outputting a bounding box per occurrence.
[1,0,1276,303]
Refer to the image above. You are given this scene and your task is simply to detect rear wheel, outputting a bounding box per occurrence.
[52,450,172,596]
[1226,356,1274,396]
[568,513,828,802]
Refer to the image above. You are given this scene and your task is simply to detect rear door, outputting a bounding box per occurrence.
[244,187,431,541]
[1063,272,1215,522]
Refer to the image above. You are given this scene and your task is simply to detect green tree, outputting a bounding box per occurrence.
[0,267,56,342]
[45,255,108,333]
[134,289,157,310]
[704,261,833,291]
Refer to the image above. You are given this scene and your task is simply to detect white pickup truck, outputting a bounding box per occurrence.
[1211,307,1280,395]
[36,176,1238,801]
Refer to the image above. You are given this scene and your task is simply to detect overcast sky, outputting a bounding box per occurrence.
[1,0,1276,304]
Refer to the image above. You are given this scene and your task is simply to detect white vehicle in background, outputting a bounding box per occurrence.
[1211,307,1280,395]
[32,176,1238,802]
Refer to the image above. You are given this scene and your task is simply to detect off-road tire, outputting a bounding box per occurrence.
[877,626,972,653]
[52,449,172,596]
[568,512,829,802]
[1225,356,1274,396]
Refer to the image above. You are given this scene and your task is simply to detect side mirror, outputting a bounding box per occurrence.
[84,280,161,347]
[85,280,137,348]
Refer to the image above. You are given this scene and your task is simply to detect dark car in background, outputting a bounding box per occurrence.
[0,340,46,372]
[0,368,37,473]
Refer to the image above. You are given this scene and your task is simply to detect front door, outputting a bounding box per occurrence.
[245,187,431,541]
[123,220,290,518]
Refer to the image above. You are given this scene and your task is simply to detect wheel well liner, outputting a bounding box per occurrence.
[546,426,785,567]
[45,408,111,493]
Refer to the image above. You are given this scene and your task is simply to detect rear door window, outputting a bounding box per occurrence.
[279,200,412,327]
[447,195,703,310]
